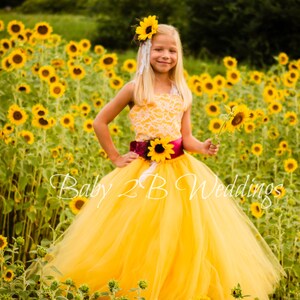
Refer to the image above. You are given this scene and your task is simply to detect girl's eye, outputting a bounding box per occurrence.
[155,48,162,51]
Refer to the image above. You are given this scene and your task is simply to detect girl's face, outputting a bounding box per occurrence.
[150,34,178,75]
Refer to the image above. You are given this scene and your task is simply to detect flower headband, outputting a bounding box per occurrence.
[134,15,159,75]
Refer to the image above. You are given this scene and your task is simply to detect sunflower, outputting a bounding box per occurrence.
[147,137,175,162]
[202,78,216,96]
[7,20,25,36]
[122,59,137,73]
[244,122,255,133]
[282,73,295,88]
[275,148,284,156]
[83,56,92,65]
[46,74,57,85]
[188,75,201,89]
[240,153,248,161]
[0,235,8,250]
[99,148,108,159]
[205,102,220,117]
[32,104,48,117]
[65,41,81,57]
[50,147,60,158]
[208,118,223,134]
[284,111,298,126]
[93,97,104,108]
[192,82,203,97]
[284,158,298,173]
[32,117,51,129]
[287,69,299,82]
[251,202,263,218]
[105,69,116,79]
[8,104,28,126]
[250,71,263,84]
[49,82,65,98]
[1,38,11,51]
[0,20,4,31]
[3,123,14,135]
[268,101,282,114]
[1,56,13,71]
[135,15,158,41]
[109,124,121,136]
[19,130,34,144]
[213,75,226,89]
[9,49,27,69]
[69,65,86,80]
[223,56,237,69]
[16,83,31,93]
[226,104,249,133]
[109,76,124,90]
[94,45,105,55]
[278,140,288,150]
[226,69,241,85]
[79,39,91,52]
[251,143,263,156]
[51,58,65,69]
[278,52,288,65]
[60,114,75,129]
[64,152,74,164]
[272,186,286,199]
[34,22,53,40]
[69,196,88,215]
[267,126,279,140]
[80,103,91,115]
[2,269,14,282]
[38,65,55,81]
[99,53,118,70]
[83,119,94,133]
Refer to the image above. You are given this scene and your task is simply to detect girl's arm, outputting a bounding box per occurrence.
[93,82,139,167]
[181,106,219,156]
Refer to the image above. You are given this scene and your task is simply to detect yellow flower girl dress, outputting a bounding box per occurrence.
[42,89,285,300]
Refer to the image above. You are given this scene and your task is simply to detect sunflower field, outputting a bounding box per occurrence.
[0,18,299,299]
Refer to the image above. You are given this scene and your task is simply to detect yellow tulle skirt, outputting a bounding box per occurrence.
[41,153,285,299]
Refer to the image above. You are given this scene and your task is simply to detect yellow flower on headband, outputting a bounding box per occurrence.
[135,15,158,41]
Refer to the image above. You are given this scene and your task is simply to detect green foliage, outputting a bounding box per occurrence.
[185,0,300,66]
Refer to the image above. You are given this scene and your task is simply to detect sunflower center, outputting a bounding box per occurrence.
[103,57,113,65]
[42,70,50,77]
[228,60,233,66]
[145,26,152,34]
[206,83,213,90]
[273,105,279,110]
[210,105,217,112]
[289,116,295,121]
[63,118,70,124]
[268,90,273,96]
[231,73,237,79]
[24,134,30,142]
[39,118,49,126]
[287,163,294,169]
[12,24,21,33]
[213,122,221,129]
[6,271,12,278]
[13,111,22,120]
[70,45,77,52]
[113,79,120,85]
[87,124,92,129]
[75,200,85,210]
[37,110,45,116]
[53,87,61,94]
[255,206,260,213]
[0,239,4,247]
[73,68,82,75]
[254,146,260,152]
[128,63,133,68]
[231,112,244,126]
[13,54,23,64]
[154,144,165,153]
[3,42,9,49]
[19,86,26,92]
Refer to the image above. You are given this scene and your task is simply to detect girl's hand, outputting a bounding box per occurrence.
[111,151,139,168]
[202,138,220,156]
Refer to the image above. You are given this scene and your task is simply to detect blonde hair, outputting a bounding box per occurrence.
[133,24,192,110]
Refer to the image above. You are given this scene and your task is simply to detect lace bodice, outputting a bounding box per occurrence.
[129,89,185,142]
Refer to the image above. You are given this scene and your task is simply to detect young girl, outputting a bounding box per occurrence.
[41,17,285,299]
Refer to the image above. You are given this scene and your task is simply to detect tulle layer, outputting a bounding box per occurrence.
[42,153,285,300]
